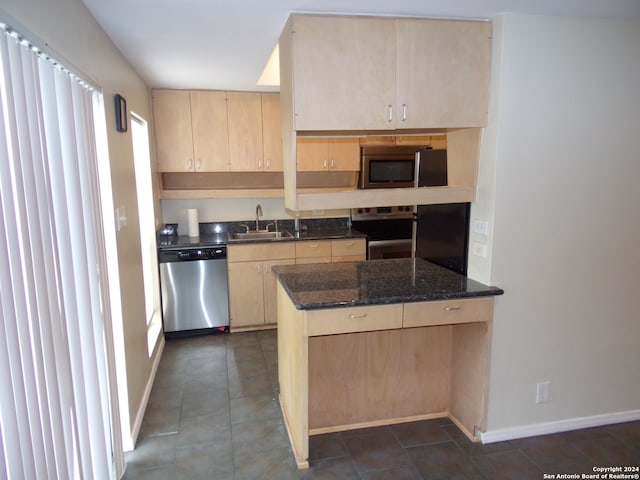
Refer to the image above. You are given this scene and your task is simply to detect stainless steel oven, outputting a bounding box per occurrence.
[350,206,414,259]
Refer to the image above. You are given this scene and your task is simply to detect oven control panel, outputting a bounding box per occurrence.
[351,206,414,220]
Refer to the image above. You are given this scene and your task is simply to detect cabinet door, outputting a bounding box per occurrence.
[328,138,360,171]
[190,90,230,171]
[290,14,396,131]
[261,93,283,171]
[263,259,295,325]
[331,239,366,260]
[152,90,194,172]
[227,92,264,171]
[296,138,328,171]
[296,240,332,264]
[395,18,491,128]
[227,261,265,328]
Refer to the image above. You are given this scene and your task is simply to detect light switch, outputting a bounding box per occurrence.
[473,220,489,236]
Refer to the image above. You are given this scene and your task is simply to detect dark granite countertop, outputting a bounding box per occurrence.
[272,258,504,310]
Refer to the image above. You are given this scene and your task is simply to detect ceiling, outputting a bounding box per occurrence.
[81,0,640,92]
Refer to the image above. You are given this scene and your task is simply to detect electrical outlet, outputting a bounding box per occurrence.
[471,242,487,258]
[473,219,489,236]
[536,381,550,403]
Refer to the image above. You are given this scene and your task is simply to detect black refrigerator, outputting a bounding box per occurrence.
[414,148,470,276]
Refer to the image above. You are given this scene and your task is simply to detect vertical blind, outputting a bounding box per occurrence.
[0,25,115,479]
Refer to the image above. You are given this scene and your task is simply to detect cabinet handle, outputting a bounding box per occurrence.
[196,159,201,170]
[330,159,335,169]
[258,160,263,168]
[308,244,319,248]
[349,313,368,319]
[444,306,461,312]
[257,265,262,273]
[402,104,407,122]
[387,104,393,123]
[323,160,328,169]
[265,161,270,169]
[187,159,193,169]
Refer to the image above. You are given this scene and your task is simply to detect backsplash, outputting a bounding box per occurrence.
[160,217,352,236]
[160,198,349,237]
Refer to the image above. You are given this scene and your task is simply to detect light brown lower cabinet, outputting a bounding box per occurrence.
[227,238,365,331]
[227,243,295,330]
[330,238,366,262]
[277,285,495,469]
[295,238,366,264]
[295,240,331,264]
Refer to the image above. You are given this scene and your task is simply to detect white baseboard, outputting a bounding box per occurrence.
[480,409,640,444]
[125,336,166,451]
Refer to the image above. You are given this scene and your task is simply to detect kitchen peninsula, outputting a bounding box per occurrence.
[273,258,504,468]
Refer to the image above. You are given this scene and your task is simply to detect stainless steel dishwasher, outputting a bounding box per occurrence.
[159,246,229,337]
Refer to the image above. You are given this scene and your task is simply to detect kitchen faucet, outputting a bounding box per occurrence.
[255,204,262,231]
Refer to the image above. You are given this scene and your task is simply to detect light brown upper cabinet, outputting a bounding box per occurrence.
[395,18,491,128]
[153,89,229,172]
[227,92,264,172]
[261,93,283,172]
[283,15,396,131]
[296,138,360,171]
[153,90,284,173]
[191,91,230,171]
[279,14,491,131]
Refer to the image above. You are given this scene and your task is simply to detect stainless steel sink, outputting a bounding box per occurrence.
[229,230,293,241]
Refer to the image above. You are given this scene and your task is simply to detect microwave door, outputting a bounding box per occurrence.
[370,159,415,187]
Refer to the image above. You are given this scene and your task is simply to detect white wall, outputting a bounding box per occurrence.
[477,14,640,437]
[0,0,161,448]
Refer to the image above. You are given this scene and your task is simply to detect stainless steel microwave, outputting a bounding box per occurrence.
[359,145,419,189]
[359,145,448,189]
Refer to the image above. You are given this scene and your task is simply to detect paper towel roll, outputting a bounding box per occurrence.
[187,208,199,237]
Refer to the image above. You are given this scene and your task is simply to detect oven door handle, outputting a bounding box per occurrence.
[368,239,412,248]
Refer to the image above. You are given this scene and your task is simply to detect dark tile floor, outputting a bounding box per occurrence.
[124,331,640,479]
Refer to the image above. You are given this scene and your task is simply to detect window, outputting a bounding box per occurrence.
[130,113,162,356]
[0,24,120,479]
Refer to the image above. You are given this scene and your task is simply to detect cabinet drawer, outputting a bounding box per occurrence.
[228,242,295,262]
[403,297,493,328]
[307,304,402,336]
[331,238,365,257]
[296,240,331,259]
